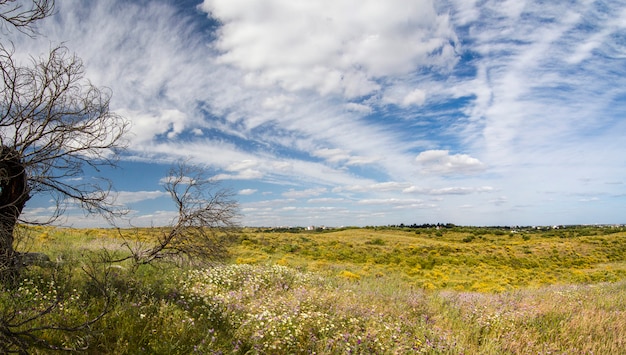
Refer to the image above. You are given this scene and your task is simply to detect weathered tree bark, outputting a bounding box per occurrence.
[0,147,29,281]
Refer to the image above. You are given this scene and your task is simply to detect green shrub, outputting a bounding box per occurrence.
[365,238,386,246]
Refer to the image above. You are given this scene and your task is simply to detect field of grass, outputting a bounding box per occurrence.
[2,225,626,353]
[233,226,626,292]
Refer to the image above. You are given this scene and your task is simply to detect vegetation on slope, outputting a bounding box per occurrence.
[233,226,626,292]
[2,225,625,353]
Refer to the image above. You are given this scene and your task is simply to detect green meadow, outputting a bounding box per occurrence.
[3,225,626,354]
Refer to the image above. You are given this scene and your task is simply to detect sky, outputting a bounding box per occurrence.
[14,0,626,227]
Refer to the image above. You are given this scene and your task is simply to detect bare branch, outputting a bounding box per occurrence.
[124,162,240,267]
[0,0,54,36]
[0,1,128,352]
[0,259,112,353]
[0,43,130,226]
[0,1,129,281]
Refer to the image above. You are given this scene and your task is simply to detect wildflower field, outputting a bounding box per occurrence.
[3,225,626,354]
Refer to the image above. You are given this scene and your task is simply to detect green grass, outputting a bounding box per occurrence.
[232,226,626,291]
[2,225,626,353]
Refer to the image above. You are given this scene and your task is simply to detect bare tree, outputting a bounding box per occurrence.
[0,1,129,352]
[122,162,240,267]
[0,2,129,280]
[0,0,54,35]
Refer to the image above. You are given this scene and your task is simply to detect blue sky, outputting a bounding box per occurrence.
[17,0,626,227]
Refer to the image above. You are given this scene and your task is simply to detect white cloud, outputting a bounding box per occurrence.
[128,210,178,228]
[334,182,411,193]
[227,160,259,171]
[213,159,265,180]
[117,109,189,145]
[402,89,427,107]
[346,156,380,166]
[307,197,346,203]
[25,0,433,189]
[282,188,327,199]
[383,86,427,107]
[393,202,438,210]
[345,102,372,114]
[15,0,626,227]
[213,169,264,181]
[448,0,480,26]
[262,94,294,110]
[429,186,493,195]
[313,148,350,164]
[403,185,493,195]
[242,198,297,209]
[312,148,379,166]
[158,175,196,185]
[357,198,427,207]
[199,0,457,98]
[239,189,257,195]
[415,150,486,175]
[453,0,626,173]
[489,196,508,206]
[114,190,168,204]
[565,6,626,65]
[579,197,600,203]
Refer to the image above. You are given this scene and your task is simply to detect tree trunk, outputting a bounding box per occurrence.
[0,147,29,283]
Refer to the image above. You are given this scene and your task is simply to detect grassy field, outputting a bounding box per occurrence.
[228,226,626,291]
[2,225,626,353]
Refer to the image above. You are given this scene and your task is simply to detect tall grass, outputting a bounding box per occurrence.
[2,225,625,353]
